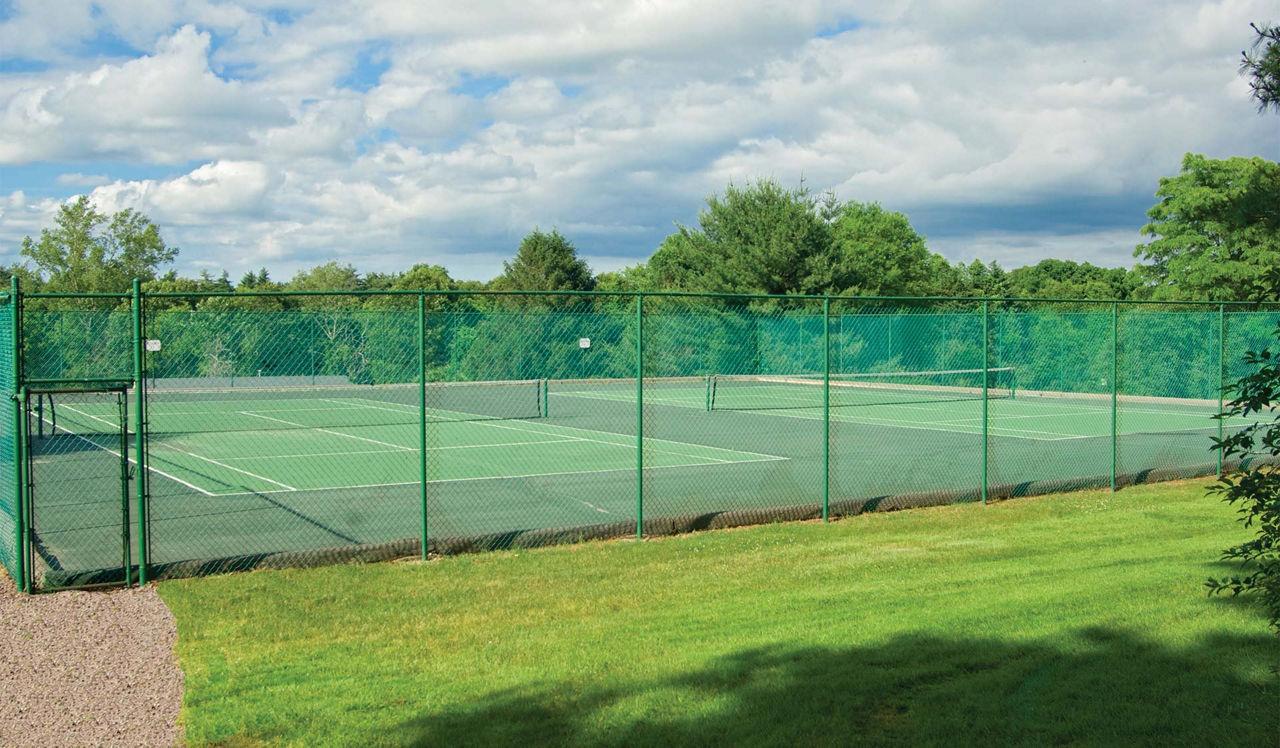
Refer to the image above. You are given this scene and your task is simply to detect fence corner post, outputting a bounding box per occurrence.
[10,275,26,593]
[132,278,148,584]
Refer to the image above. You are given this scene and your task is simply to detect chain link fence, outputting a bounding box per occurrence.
[0,285,1269,591]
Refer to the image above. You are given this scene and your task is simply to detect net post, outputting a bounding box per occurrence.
[1111,301,1118,493]
[10,275,26,593]
[822,297,830,522]
[132,278,148,584]
[982,300,989,505]
[1218,303,1225,478]
[635,293,644,540]
[418,293,428,561]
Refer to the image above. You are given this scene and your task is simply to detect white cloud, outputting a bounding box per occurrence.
[0,25,289,164]
[55,173,111,187]
[0,1,1276,282]
[929,228,1147,270]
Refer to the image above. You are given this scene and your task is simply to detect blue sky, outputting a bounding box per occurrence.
[0,1,1276,282]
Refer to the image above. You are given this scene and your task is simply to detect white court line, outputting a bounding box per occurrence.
[220,438,588,462]
[150,440,297,490]
[38,409,215,497]
[208,456,790,497]
[96,391,791,497]
[338,397,780,463]
[238,410,415,451]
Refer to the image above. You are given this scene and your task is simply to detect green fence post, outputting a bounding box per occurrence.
[635,293,644,540]
[1218,303,1225,477]
[823,297,830,522]
[982,300,989,505]
[1111,301,1118,493]
[419,293,428,560]
[10,276,25,593]
[133,278,148,584]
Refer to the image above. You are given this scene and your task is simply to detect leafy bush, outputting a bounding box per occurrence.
[1210,325,1280,632]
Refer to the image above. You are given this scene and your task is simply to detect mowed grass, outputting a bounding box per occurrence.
[158,479,1279,747]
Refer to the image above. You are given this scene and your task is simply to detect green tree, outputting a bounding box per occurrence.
[1006,259,1137,300]
[1241,22,1280,112]
[20,195,177,292]
[392,263,454,292]
[238,268,273,289]
[955,259,1011,298]
[1211,321,1280,632]
[814,202,943,296]
[287,262,363,293]
[1134,154,1280,301]
[648,180,828,295]
[492,229,594,292]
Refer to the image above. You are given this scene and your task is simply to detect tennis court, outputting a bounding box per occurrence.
[22,368,1243,588]
[5,292,1272,592]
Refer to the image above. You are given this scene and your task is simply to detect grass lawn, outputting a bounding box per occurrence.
[158,478,1279,746]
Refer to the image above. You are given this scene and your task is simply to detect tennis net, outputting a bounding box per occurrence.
[707,367,1016,412]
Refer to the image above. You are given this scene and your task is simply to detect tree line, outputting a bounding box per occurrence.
[8,147,1277,305]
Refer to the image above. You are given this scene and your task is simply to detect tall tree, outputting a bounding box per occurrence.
[392,263,453,292]
[648,180,828,294]
[815,201,941,296]
[1134,154,1280,301]
[1241,22,1280,113]
[492,229,594,292]
[287,262,363,292]
[20,195,177,292]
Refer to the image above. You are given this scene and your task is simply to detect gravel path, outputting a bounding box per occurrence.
[0,574,183,747]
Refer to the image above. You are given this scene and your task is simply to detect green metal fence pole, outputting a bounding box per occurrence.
[419,294,428,560]
[635,293,644,540]
[16,387,27,593]
[119,393,131,585]
[10,276,25,593]
[823,297,830,522]
[1218,303,1225,477]
[133,279,148,584]
[982,300,989,505]
[1111,301,1118,493]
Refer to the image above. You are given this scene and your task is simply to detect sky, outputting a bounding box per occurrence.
[0,1,1276,283]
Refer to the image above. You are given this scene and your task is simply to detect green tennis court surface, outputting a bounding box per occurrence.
[556,378,1246,441]
[27,373,1243,584]
[51,395,782,497]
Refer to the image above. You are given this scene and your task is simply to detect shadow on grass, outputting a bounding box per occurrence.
[399,628,1279,747]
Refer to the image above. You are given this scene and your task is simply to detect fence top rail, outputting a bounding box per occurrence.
[24,292,133,299]
[10,282,1279,307]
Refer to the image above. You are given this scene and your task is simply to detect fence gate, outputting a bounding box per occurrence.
[23,386,133,589]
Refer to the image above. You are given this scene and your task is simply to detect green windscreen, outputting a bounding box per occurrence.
[709,367,1015,411]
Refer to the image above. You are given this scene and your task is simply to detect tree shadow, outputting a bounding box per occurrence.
[396,627,1279,747]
